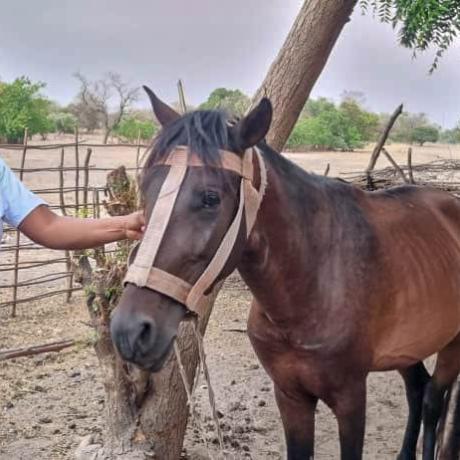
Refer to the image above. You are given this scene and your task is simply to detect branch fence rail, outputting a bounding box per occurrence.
[0,132,146,317]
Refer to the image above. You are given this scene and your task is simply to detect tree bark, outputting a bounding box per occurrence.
[252,0,358,151]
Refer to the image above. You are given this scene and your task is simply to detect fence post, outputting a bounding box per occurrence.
[11,128,28,317]
[74,126,80,214]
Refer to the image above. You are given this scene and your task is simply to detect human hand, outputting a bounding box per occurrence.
[123,211,146,241]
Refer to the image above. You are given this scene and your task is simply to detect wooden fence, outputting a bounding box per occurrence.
[0,132,147,317]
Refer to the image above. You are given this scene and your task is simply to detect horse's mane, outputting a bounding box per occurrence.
[141,110,234,194]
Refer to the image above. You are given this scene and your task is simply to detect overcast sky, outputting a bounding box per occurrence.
[1,0,459,127]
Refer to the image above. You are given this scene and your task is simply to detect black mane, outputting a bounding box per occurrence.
[142,110,238,193]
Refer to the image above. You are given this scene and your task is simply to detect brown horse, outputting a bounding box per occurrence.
[111,87,460,460]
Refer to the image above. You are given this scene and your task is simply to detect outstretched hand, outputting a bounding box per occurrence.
[123,211,146,241]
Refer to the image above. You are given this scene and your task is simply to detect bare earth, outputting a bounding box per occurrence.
[1,139,459,460]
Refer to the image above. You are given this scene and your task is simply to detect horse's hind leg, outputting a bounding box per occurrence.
[274,385,318,460]
[398,362,431,460]
[423,335,460,460]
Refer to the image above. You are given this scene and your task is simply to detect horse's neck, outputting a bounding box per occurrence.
[238,149,329,318]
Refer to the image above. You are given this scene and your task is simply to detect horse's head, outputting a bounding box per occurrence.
[110,86,272,371]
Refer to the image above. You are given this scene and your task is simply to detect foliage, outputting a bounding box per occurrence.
[0,77,54,143]
[114,114,158,142]
[288,94,378,150]
[388,112,438,144]
[440,125,460,144]
[339,98,379,142]
[360,0,460,71]
[287,101,363,150]
[50,111,77,134]
[411,125,439,145]
[200,88,250,116]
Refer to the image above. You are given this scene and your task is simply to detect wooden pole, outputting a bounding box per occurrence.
[83,148,92,216]
[74,126,80,213]
[59,148,74,303]
[0,339,75,361]
[407,147,415,184]
[365,104,404,177]
[135,129,142,172]
[381,148,409,184]
[11,128,28,317]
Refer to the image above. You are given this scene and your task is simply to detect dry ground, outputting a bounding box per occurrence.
[1,138,460,459]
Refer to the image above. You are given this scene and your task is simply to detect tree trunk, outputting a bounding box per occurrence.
[103,128,111,144]
[252,0,358,151]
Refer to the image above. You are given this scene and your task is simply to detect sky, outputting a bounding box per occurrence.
[1,0,459,128]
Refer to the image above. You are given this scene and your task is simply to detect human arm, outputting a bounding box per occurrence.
[19,206,144,250]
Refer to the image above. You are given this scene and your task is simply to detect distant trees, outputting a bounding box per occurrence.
[0,77,54,143]
[412,126,440,146]
[114,110,158,142]
[200,88,250,117]
[287,93,379,150]
[440,125,460,144]
[73,72,139,143]
[387,112,440,145]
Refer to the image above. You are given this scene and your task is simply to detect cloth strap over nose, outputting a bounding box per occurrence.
[124,146,267,315]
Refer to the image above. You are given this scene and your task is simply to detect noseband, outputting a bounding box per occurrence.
[124,146,267,315]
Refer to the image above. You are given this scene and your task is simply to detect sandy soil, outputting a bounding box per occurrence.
[1,138,459,460]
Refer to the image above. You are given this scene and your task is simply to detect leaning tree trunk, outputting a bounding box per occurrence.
[76,2,363,458]
[252,0,358,151]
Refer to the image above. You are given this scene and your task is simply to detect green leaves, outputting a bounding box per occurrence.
[360,0,460,72]
[287,96,378,151]
[199,88,250,117]
[114,115,158,142]
[0,77,53,143]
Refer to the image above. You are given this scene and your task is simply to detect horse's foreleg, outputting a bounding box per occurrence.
[398,362,431,460]
[330,378,367,460]
[274,385,317,460]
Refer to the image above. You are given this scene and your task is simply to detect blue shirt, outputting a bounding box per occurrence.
[0,157,46,241]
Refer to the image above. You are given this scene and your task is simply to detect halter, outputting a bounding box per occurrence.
[124,145,267,316]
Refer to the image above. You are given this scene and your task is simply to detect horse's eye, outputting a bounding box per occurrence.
[202,191,221,208]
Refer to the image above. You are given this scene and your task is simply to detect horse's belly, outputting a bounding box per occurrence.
[371,299,460,371]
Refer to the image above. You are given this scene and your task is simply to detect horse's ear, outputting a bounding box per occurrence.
[143,85,180,127]
[235,97,272,150]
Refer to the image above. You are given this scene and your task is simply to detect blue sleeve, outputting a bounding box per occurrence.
[0,157,47,228]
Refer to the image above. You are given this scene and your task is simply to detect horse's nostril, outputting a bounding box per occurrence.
[139,320,152,342]
[135,318,156,354]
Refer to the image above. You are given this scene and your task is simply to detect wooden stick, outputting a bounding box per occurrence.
[323,163,330,177]
[381,148,409,184]
[0,287,82,309]
[0,339,75,361]
[11,128,28,317]
[365,104,403,176]
[74,127,80,213]
[407,147,415,184]
[83,148,92,216]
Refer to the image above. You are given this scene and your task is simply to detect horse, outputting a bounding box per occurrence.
[110,86,460,460]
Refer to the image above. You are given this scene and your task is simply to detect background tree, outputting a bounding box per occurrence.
[66,100,101,133]
[200,87,250,117]
[360,0,460,72]
[74,72,139,143]
[114,110,158,142]
[287,94,378,151]
[0,77,54,143]
[412,125,439,146]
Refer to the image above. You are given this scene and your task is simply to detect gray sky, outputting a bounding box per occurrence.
[1,0,459,127]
